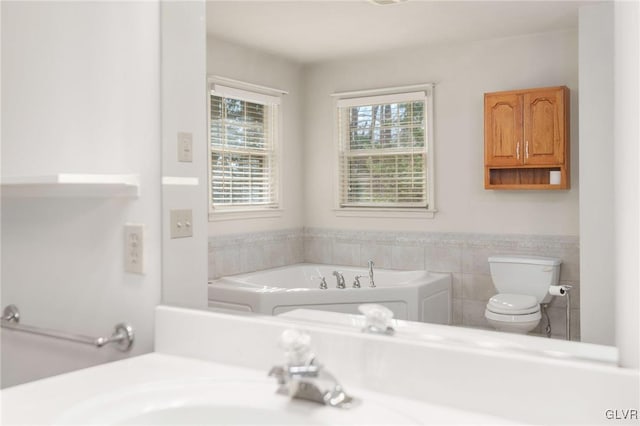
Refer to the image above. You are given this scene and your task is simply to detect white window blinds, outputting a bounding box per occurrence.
[337,91,430,208]
[209,84,280,210]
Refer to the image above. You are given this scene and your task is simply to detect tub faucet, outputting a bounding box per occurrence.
[368,260,376,288]
[353,275,367,288]
[332,271,346,289]
[312,275,328,290]
[268,329,354,408]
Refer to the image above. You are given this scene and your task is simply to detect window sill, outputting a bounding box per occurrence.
[333,208,437,219]
[209,208,283,222]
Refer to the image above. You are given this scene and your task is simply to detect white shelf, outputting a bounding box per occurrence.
[1,174,140,198]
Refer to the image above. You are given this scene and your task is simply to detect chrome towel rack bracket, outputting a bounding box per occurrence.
[3,304,19,322]
[1,304,134,351]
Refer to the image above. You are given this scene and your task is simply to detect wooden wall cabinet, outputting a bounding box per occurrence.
[484,86,569,190]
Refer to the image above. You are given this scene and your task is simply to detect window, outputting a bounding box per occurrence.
[208,83,281,216]
[336,87,434,212]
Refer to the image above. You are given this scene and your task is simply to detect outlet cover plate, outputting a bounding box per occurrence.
[170,209,193,238]
[124,224,144,274]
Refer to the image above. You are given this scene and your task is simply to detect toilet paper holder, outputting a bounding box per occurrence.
[548,285,573,340]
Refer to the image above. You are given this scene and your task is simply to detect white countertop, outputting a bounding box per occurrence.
[4,306,636,425]
[2,353,516,425]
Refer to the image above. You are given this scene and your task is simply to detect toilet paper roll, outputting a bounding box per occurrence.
[550,171,562,185]
[549,285,568,296]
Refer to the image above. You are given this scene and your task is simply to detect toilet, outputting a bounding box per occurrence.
[484,255,562,334]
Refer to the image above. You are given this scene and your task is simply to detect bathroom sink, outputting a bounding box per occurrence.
[57,379,420,425]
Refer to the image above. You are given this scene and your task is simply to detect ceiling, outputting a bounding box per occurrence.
[206,0,596,64]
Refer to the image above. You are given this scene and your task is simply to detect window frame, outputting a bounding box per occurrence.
[207,77,284,221]
[332,85,436,218]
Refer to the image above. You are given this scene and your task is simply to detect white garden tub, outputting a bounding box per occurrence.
[208,263,451,324]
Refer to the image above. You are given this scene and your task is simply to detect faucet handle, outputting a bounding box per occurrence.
[268,366,287,385]
[353,275,367,288]
[358,304,395,335]
[312,275,328,290]
[278,329,315,366]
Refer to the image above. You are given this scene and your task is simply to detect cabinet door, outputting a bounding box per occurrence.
[523,88,566,165]
[484,93,523,166]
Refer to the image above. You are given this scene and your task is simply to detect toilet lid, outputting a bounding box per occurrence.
[487,294,539,315]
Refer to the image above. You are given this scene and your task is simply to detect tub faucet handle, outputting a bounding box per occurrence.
[353,275,366,288]
[312,275,328,290]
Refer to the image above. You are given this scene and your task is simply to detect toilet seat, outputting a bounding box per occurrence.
[484,293,541,333]
[485,309,541,323]
[484,293,542,333]
[486,293,539,315]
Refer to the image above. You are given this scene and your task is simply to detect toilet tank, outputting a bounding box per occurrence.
[488,255,562,302]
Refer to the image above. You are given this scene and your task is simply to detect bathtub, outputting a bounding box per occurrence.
[207,263,451,324]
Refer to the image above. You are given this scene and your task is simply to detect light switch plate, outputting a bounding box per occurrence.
[177,132,193,163]
[170,209,193,239]
[124,224,144,274]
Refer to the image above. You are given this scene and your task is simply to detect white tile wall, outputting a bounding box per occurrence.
[332,241,360,266]
[424,245,463,273]
[359,244,393,269]
[391,245,425,269]
[209,227,580,340]
[208,228,304,279]
[461,273,496,301]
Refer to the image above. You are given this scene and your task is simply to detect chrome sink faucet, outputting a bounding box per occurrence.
[268,329,354,408]
[332,271,346,289]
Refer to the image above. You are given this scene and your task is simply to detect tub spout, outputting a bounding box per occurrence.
[332,271,346,289]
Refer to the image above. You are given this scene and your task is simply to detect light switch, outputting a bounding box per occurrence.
[170,209,193,239]
[177,132,193,163]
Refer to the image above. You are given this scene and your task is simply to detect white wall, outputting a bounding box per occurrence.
[1,1,161,387]
[578,4,615,346]
[160,1,208,310]
[206,36,304,236]
[613,0,639,369]
[304,30,579,235]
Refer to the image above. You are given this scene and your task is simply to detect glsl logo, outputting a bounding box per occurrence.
[605,409,638,420]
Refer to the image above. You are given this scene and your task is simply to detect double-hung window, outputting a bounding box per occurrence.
[336,87,434,213]
[208,82,281,216]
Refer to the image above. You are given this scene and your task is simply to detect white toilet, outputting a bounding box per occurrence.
[484,255,562,334]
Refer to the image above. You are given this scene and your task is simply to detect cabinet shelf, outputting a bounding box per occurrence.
[485,167,568,190]
[1,174,140,198]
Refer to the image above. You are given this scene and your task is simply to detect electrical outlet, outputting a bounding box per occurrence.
[177,132,193,163]
[170,209,193,239]
[124,224,144,274]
